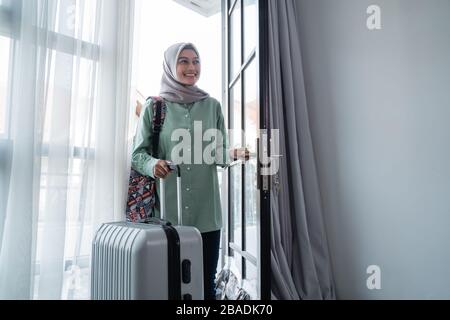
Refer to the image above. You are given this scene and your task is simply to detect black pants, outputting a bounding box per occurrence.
[201,230,221,300]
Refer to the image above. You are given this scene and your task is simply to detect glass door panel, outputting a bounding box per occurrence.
[224,0,269,300]
[244,60,258,258]
[243,0,256,61]
[229,1,241,80]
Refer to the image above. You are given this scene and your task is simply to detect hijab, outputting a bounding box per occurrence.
[159,42,209,104]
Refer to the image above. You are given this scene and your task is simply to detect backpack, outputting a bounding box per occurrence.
[126,96,166,222]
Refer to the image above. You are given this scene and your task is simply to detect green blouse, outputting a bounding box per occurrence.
[131,97,229,233]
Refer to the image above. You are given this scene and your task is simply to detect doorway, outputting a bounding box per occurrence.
[131,0,270,300]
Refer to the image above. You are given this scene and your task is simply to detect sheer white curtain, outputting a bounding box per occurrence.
[0,0,134,299]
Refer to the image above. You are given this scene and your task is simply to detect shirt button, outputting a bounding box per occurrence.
[186,187,190,191]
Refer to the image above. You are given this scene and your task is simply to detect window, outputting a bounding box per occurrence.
[0,0,13,138]
[0,35,11,137]
[0,0,101,299]
[34,1,100,299]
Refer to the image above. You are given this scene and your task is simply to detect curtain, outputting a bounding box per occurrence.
[0,0,134,299]
[268,0,336,299]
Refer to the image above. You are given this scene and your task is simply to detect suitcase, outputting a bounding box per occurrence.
[91,164,204,300]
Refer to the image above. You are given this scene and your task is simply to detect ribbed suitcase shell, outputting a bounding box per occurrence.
[91,221,203,300]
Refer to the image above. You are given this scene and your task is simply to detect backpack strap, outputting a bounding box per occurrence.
[148,96,166,157]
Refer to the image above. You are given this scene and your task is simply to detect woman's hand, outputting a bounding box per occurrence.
[135,89,145,117]
[135,100,143,117]
[230,148,250,161]
[153,160,172,179]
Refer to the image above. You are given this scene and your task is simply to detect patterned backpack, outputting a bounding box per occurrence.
[126,96,167,222]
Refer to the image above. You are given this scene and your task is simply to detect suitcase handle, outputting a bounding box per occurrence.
[159,163,182,225]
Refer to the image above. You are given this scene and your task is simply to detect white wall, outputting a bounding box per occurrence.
[296,0,450,299]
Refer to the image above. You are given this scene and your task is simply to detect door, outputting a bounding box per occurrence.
[222,0,270,300]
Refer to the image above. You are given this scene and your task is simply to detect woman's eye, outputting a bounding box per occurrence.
[178,59,199,65]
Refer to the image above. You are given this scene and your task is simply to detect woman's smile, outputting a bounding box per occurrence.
[176,49,201,86]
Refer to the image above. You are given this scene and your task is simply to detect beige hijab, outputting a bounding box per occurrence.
[159,42,209,104]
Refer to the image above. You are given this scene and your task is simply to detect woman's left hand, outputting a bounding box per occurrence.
[230,148,250,161]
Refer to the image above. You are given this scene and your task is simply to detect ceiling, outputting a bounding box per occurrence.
[172,0,222,17]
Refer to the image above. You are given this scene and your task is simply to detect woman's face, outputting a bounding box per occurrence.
[176,49,201,86]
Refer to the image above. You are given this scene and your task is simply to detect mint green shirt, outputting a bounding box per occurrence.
[131,97,229,233]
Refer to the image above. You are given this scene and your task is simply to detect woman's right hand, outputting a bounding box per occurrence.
[135,100,143,117]
[153,160,171,179]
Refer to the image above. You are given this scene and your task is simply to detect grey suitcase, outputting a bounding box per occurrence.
[91,165,204,300]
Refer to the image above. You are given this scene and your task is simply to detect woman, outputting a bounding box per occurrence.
[132,42,247,300]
